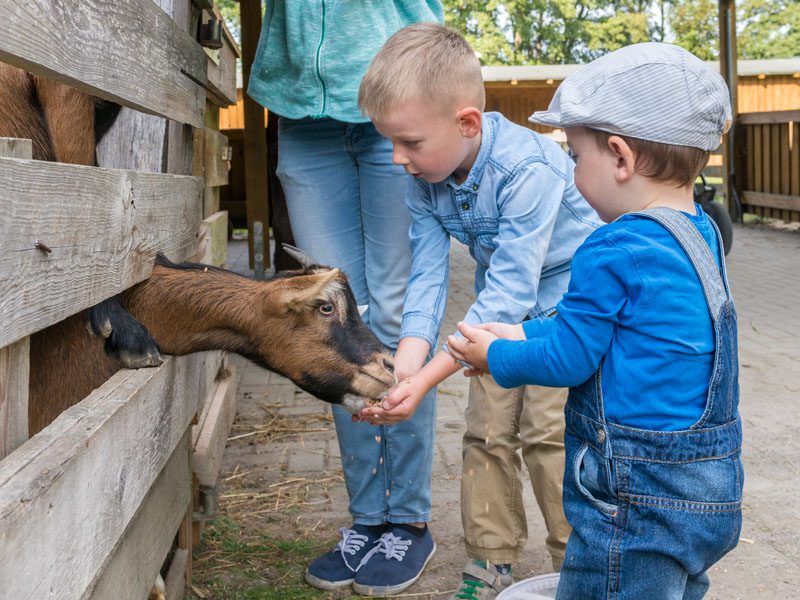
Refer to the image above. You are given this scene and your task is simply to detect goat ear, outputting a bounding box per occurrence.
[278,268,340,312]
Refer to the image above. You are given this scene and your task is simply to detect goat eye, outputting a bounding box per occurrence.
[319,303,334,315]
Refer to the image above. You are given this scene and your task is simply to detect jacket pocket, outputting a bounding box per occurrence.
[573,442,618,515]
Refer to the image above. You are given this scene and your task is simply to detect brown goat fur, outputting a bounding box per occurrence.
[2,64,396,435]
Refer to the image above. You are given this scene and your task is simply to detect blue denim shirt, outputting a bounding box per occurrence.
[401,112,602,348]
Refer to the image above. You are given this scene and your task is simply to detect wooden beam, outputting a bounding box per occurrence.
[742,191,800,212]
[192,365,238,487]
[86,431,192,600]
[0,158,203,348]
[240,0,270,270]
[0,0,206,127]
[194,211,230,267]
[738,110,800,125]
[719,0,739,218]
[0,138,32,459]
[0,354,203,599]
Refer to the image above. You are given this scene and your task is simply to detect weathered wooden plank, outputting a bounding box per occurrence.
[87,431,191,600]
[0,0,206,127]
[743,191,800,212]
[738,110,800,125]
[96,108,168,173]
[194,211,229,267]
[192,365,238,487]
[204,129,232,188]
[792,122,800,198]
[241,0,270,269]
[0,137,32,158]
[780,123,790,196]
[0,138,32,459]
[191,128,231,188]
[0,157,203,347]
[164,548,189,600]
[205,16,240,107]
[0,354,202,599]
[753,124,763,192]
[770,124,781,194]
[0,338,29,459]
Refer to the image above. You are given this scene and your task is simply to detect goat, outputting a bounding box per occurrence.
[0,61,397,434]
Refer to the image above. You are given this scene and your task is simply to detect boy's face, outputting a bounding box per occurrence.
[565,126,627,223]
[374,99,477,184]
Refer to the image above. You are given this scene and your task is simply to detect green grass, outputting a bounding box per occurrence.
[186,516,349,600]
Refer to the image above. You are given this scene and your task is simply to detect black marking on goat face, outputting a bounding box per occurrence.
[297,372,352,405]
[327,282,388,365]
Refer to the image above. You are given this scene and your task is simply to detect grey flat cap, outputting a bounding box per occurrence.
[529,43,732,151]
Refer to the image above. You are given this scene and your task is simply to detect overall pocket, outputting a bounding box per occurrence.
[573,442,618,515]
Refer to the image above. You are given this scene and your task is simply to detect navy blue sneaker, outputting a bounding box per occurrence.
[305,525,385,590]
[352,524,436,596]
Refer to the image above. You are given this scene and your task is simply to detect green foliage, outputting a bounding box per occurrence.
[442,0,799,65]
[736,0,800,59]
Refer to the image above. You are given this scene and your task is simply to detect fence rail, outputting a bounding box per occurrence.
[736,109,800,222]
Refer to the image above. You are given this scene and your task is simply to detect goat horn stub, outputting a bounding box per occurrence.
[282,243,317,268]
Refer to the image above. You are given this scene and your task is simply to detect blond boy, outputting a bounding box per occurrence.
[357,23,601,597]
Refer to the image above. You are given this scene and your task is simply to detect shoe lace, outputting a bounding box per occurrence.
[455,578,486,600]
[335,527,369,571]
[360,531,412,566]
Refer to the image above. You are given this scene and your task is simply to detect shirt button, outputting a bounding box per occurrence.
[462,202,470,210]
[472,184,479,191]
[596,428,606,444]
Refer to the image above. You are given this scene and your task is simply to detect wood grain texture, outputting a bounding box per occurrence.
[87,432,191,600]
[0,338,29,459]
[192,365,238,487]
[0,0,206,126]
[0,354,202,599]
[0,157,203,347]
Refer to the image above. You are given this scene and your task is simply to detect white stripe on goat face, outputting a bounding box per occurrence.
[322,280,348,324]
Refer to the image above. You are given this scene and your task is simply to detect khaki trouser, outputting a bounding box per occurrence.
[461,375,571,570]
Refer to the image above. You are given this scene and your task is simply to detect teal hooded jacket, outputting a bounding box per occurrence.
[247,1,443,123]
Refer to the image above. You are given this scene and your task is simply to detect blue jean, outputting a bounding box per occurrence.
[277,117,436,524]
[557,209,743,599]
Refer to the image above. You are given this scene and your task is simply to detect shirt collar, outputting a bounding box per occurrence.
[446,113,495,192]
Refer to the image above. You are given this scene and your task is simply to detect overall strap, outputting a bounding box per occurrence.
[629,208,729,321]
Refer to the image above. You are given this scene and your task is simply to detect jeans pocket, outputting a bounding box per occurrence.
[573,442,618,515]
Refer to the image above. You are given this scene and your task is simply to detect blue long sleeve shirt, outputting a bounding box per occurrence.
[488,208,722,431]
[400,112,602,347]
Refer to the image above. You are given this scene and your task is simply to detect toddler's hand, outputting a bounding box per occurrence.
[447,322,497,374]
[472,322,525,340]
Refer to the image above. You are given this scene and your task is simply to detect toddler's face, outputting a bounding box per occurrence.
[374,99,473,184]
[565,126,626,223]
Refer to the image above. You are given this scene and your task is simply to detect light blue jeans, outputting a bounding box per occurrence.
[276,117,436,525]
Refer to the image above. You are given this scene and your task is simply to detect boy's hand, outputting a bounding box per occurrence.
[447,321,497,374]
[353,376,427,425]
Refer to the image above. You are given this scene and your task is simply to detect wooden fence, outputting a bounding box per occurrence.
[0,1,236,598]
[735,110,800,221]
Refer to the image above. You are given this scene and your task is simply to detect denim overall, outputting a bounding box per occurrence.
[557,209,743,600]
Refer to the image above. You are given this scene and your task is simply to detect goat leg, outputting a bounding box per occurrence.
[87,296,163,368]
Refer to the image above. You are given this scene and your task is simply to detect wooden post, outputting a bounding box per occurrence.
[0,137,32,459]
[240,0,270,269]
[719,0,740,220]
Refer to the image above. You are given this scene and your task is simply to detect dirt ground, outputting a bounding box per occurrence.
[187,223,800,600]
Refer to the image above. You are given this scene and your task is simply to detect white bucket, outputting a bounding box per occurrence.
[496,572,560,600]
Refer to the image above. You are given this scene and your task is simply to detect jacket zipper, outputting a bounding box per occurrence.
[314,0,327,117]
